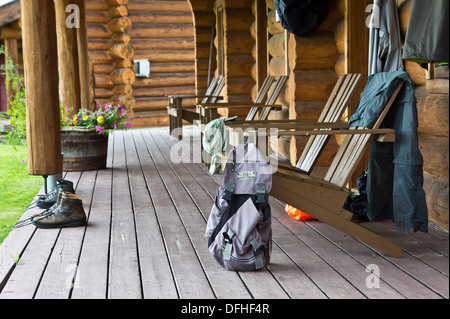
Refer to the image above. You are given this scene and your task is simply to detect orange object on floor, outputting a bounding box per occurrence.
[285,204,316,221]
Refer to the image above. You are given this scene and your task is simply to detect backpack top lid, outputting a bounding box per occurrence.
[274,0,329,37]
[221,144,273,196]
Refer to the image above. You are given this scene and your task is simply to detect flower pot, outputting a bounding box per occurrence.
[61,127,109,171]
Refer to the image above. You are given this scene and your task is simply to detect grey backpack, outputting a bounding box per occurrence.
[205,144,273,271]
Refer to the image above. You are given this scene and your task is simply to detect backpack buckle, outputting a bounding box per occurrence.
[256,183,267,204]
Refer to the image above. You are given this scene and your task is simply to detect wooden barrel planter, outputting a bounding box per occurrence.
[61,127,109,171]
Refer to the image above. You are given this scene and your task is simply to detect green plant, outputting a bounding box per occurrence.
[0,143,43,244]
[60,103,133,135]
[0,45,27,145]
[11,253,20,265]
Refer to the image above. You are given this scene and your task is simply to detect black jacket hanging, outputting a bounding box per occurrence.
[274,0,329,37]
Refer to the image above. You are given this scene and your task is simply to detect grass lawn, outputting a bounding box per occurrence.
[0,141,43,244]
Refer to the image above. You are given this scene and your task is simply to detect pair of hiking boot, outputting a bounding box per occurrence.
[31,179,87,229]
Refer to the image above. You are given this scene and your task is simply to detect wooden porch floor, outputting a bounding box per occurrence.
[0,127,448,299]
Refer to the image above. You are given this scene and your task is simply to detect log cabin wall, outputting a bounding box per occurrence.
[282,0,344,173]
[86,0,196,127]
[214,0,256,118]
[398,0,449,231]
[129,0,195,126]
[187,0,217,100]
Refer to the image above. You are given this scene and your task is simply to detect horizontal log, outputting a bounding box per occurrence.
[94,88,115,99]
[292,101,328,120]
[131,24,194,39]
[133,73,195,88]
[226,77,256,95]
[226,54,255,78]
[133,85,195,98]
[87,23,113,39]
[416,86,449,137]
[134,96,195,112]
[88,39,113,51]
[225,8,254,31]
[85,0,109,11]
[105,0,130,6]
[94,73,114,89]
[133,49,195,62]
[423,173,449,230]
[426,79,449,95]
[86,11,111,24]
[149,62,195,74]
[226,32,254,54]
[293,70,339,101]
[291,32,340,71]
[132,37,194,51]
[128,11,193,25]
[419,133,449,177]
[93,63,115,75]
[128,0,191,12]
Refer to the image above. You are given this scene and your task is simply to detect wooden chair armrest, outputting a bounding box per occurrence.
[198,103,282,110]
[168,94,223,100]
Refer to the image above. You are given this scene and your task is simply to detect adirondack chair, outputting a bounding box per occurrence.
[225,79,405,257]
[197,75,288,127]
[167,77,225,140]
[226,73,363,171]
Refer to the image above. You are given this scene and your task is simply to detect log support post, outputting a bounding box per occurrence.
[21,0,62,176]
[55,0,91,114]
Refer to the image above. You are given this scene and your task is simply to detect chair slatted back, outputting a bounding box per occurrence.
[297,74,363,174]
[258,75,289,121]
[325,80,405,188]
[246,76,276,121]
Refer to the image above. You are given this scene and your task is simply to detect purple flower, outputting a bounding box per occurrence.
[112,123,117,129]
[121,108,126,116]
[96,125,102,132]
[21,159,25,164]
[125,122,132,129]
[128,116,133,121]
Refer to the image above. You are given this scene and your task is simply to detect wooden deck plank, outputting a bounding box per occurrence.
[34,170,98,299]
[0,126,448,300]
[108,130,142,299]
[0,190,41,291]
[296,217,446,299]
[271,204,406,299]
[126,130,179,299]
[360,222,449,298]
[160,129,361,299]
[0,172,81,299]
[71,169,112,299]
[149,129,254,299]
[136,129,215,299]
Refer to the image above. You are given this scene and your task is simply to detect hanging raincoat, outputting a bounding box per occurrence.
[349,71,428,233]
